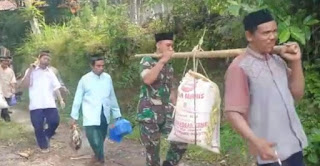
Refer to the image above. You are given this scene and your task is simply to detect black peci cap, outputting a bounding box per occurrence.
[155,32,174,43]
[243,9,274,31]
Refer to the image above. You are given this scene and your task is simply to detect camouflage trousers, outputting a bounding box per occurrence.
[138,103,187,166]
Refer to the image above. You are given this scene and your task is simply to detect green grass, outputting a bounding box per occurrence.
[0,120,31,141]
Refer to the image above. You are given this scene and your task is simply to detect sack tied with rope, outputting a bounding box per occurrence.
[168,41,221,153]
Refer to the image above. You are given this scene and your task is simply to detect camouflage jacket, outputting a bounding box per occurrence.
[139,56,174,105]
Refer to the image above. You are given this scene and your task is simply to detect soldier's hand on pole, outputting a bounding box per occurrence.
[159,50,174,64]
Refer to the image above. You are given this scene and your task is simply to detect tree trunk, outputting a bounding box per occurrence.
[29,18,41,34]
[134,0,138,24]
[24,0,41,34]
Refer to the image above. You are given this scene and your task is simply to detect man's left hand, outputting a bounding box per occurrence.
[279,42,301,61]
[115,117,122,121]
[60,100,65,109]
[110,117,122,128]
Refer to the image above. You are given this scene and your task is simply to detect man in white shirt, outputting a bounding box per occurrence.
[21,51,65,153]
[31,50,70,100]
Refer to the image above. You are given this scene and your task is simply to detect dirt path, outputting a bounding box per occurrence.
[0,104,212,166]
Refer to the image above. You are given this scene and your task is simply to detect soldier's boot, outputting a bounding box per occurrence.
[162,161,173,166]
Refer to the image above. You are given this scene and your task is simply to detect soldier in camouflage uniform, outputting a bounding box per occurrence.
[137,32,188,166]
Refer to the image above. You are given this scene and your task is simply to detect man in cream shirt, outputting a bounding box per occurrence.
[0,56,16,122]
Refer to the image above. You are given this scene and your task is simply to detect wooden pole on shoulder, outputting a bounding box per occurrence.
[134,46,283,58]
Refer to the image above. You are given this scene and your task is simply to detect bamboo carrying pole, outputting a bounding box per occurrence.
[134,46,283,58]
